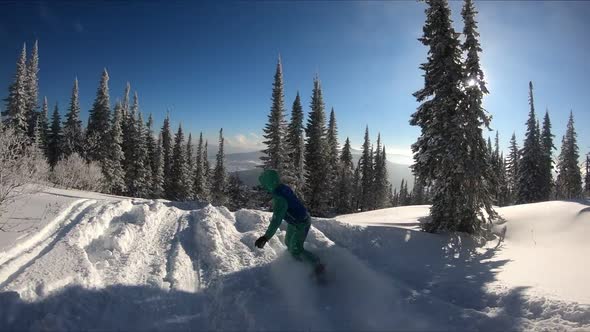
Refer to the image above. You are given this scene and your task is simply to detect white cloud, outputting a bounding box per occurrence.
[223,132,265,154]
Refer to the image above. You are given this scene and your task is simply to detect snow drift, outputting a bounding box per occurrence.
[0,188,589,331]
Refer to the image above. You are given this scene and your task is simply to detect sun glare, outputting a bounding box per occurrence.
[467,79,477,87]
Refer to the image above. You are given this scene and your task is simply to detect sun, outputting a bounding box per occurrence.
[467,78,477,87]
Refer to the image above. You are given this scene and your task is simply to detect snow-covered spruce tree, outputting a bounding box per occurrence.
[161,113,173,199]
[62,78,84,159]
[555,112,582,199]
[211,129,228,206]
[86,69,111,162]
[373,135,390,209]
[261,56,293,183]
[102,102,126,195]
[505,132,520,204]
[517,82,544,204]
[359,127,374,211]
[326,108,340,208]
[539,110,555,200]
[25,40,39,139]
[227,173,247,211]
[287,92,305,193]
[151,133,165,199]
[146,114,163,198]
[37,97,50,157]
[585,155,590,195]
[351,159,362,211]
[336,137,355,214]
[204,140,211,181]
[193,132,209,202]
[186,133,194,185]
[124,95,149,197]
[121,83,133,173]
[399,179,408,206]
[169,124,191,201]
[4,43,29,136]
[412,0,495,233]
[47,103,62,167]
[412,176,425,205]
[304,76,330,216]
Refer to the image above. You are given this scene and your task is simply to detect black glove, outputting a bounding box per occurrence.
[255,236,268,249]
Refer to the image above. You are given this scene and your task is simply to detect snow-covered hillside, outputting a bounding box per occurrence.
[0,188,588,331]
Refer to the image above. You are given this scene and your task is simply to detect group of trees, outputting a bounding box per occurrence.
[410,0,587,234]
[260,57,392,216]
[2,42,243,209]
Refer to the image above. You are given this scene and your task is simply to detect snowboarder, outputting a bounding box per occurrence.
[255,169,325,275]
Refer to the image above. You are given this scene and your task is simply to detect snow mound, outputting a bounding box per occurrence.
[0,190,589,331]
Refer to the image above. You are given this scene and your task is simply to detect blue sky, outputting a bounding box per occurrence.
[1,1,589,161]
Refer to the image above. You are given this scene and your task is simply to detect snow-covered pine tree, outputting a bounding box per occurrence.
[412,0,494,233]
[62,78,84,159]
[517,82,544,204]
[399,179,408,206]
[4,43,29,136]
[169,124,191,201]
[287,92,305,192]
[185,133,194,199]
[86,69,111,162]
[326,108,339,208]
[412,176,425,205]
[204,140,211,180]
[37,97,50,158]
[121,83,133,174]
[351,159,362,211]
[25,40,39,139]
[372,135,389,209]
[336,137,355,214]
[555,112,582,199]
[539,110,555,200]
[161,113,173,199]
[359,127,373,211]
[152,133,165,198]
[147,116,164,198]
[47,103,62,167]
[102,102,126,195]
[506,132,520,204]
[193,132,209,202]
[227,173,247,211]
[585,154,590,195]
[261,56,292,183]
[304,76,330,216]
[211,129,228,206]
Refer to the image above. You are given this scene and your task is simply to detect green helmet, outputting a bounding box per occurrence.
[258,169,281,193]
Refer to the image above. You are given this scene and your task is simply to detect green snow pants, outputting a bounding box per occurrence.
[285,220,320,267]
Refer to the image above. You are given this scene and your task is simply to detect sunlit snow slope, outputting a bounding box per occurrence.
[0,188,588,331]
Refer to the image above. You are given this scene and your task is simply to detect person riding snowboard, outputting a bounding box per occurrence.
[254,169,325,275]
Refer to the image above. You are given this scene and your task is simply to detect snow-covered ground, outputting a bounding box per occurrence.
[0,187,588,331]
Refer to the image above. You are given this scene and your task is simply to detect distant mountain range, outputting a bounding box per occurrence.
[216,150,414,190]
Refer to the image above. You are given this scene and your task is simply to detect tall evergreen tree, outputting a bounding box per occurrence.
[326,108,339,208]
[103,102,126,195]
[539,110,555,200]
[161,113,173,199]
[204,140,211,180]
[555,112,582,199]
[4,43,29,136]
[373,135,390,209]
[47,103,62,167]
[147,116,164,198]
[37,97,50,157]
[517,82,544,203]
[86,69,111,162]
[170,124,191,201]
[121,83,133,172]
[193,132,209,202]
[411,0,494,233]
[506,133,520,204]
[585,154,590,195]
[211,129,228,206]
[186,133,194,193]
[62,78,84,158]
[304,76,330,216]
[359,127,374,211]
[351,159,362,211]
[261,56,292,183]
[336,137,355,214]
[227,173,247,211]
[287,91,305,192]
[25,40,39,139]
